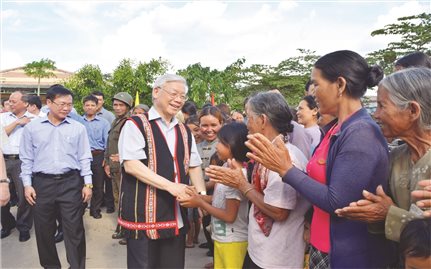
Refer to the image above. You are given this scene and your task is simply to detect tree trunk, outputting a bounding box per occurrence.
[37,77,41,96]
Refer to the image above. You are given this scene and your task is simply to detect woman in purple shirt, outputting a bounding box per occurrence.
[218,50,397,268]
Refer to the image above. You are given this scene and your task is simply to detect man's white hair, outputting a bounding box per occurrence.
[153,74,189,94]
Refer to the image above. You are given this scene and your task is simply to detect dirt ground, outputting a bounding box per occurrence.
[1,207,212,268]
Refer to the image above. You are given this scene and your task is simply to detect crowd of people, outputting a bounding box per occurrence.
[0,50,430,269]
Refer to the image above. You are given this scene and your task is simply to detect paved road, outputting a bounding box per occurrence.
[1,207,212,268]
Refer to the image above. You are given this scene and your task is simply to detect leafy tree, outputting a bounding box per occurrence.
[242,49,319,107]
[110,57,169,106]
[177,63,218,107]
[367,13,431,74]
[135,57,170,105]
[64,64,107,113]
[24,58,56,96]
[178,58,247,109]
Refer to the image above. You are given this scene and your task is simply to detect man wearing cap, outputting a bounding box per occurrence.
[20,85,92,268]
[104,92,133,243]
[118,74,206,268]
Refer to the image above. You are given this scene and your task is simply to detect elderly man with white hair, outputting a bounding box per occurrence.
[117,74,206,268]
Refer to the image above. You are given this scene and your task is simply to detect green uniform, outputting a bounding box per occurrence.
[105,112,130,206]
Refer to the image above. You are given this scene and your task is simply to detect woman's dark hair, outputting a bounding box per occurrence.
[185,114,199,126]
[302,95,318,110]
[209,152,224,167]
[400,219,431,260]
[302,95,320,119]
[202,102,212,110]
[314,50,383,98]
[199,106,224,125]
[395,52,431,69]
[290,108,298,122]
[217,122,249,163]
[181,100,198,116]
[247,91,294,135]
[216,103,231,121]
[46,84,73,101]
[305,79,313,92]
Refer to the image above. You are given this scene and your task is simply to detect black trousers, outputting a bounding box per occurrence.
[89,153,104,214]
[32,171,86,269]
[1,158,33,232]
[202,215,214,253]
[103,173,114,210]
[127,234,186,269]
[243,252,263,269]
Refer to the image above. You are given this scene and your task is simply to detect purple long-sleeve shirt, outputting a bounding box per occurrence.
[20,116,93,186]
[282,108,397,268]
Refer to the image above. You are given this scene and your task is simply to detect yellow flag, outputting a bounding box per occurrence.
[135,91,140,106]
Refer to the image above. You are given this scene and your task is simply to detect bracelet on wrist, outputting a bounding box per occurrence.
[0,178,10,184]
[243,186,255,196]
[84,184,93,189]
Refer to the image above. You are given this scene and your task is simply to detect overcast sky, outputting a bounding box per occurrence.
[1,0,428,73]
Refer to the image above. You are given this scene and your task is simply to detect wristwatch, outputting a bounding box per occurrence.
[0,178,10,184]
[84,184,93,189]
[199,191,207,195]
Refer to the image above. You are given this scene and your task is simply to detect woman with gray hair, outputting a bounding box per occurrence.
[207,91,310,268]
[336,67,431,243]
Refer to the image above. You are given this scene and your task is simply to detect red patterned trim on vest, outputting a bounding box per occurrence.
[178,123,190,174]
[118,217,177,230]
[136,115,159,239]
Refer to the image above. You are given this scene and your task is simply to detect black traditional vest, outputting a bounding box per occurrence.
[118,114,192,240]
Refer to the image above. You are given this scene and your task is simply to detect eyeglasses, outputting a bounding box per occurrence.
[159,87,188,101]
[51,101,73,109]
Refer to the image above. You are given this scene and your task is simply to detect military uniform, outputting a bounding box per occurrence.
[104,112,130,206]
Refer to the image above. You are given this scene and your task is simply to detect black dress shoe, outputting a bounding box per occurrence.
[54,231,64,243]
[90,211,102,219]
[1,228,13,239]
[106,207,115,214]
[119,238,127,245]
[112,231,124,239]
[198,242,209,248]
[19,231,30,242]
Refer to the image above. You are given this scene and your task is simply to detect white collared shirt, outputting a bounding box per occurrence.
[0,111,38,154]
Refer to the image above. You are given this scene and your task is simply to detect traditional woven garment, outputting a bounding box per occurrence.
[252,163,274,237]
[118,114,192,239]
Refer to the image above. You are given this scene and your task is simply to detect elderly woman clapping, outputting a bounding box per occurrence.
[207,91,310,268]
[336,67,431,242]
[242,50,397,268]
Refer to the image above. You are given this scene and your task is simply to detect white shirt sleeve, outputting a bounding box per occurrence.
[118,120,147,163]
[189,135,202,167]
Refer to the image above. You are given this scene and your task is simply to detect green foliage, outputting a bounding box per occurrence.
[367,13,431,74]
[178,50,318,110]
[63,64,107,113]
[111,57,169,106]
[24,58,57,96]
[241,49,319,108]
[371,13,431,53]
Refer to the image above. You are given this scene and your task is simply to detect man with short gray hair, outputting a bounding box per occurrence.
[117,74,205,268]
[0,91,34,241]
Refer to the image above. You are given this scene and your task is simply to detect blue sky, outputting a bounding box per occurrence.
[1,0,429,73]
